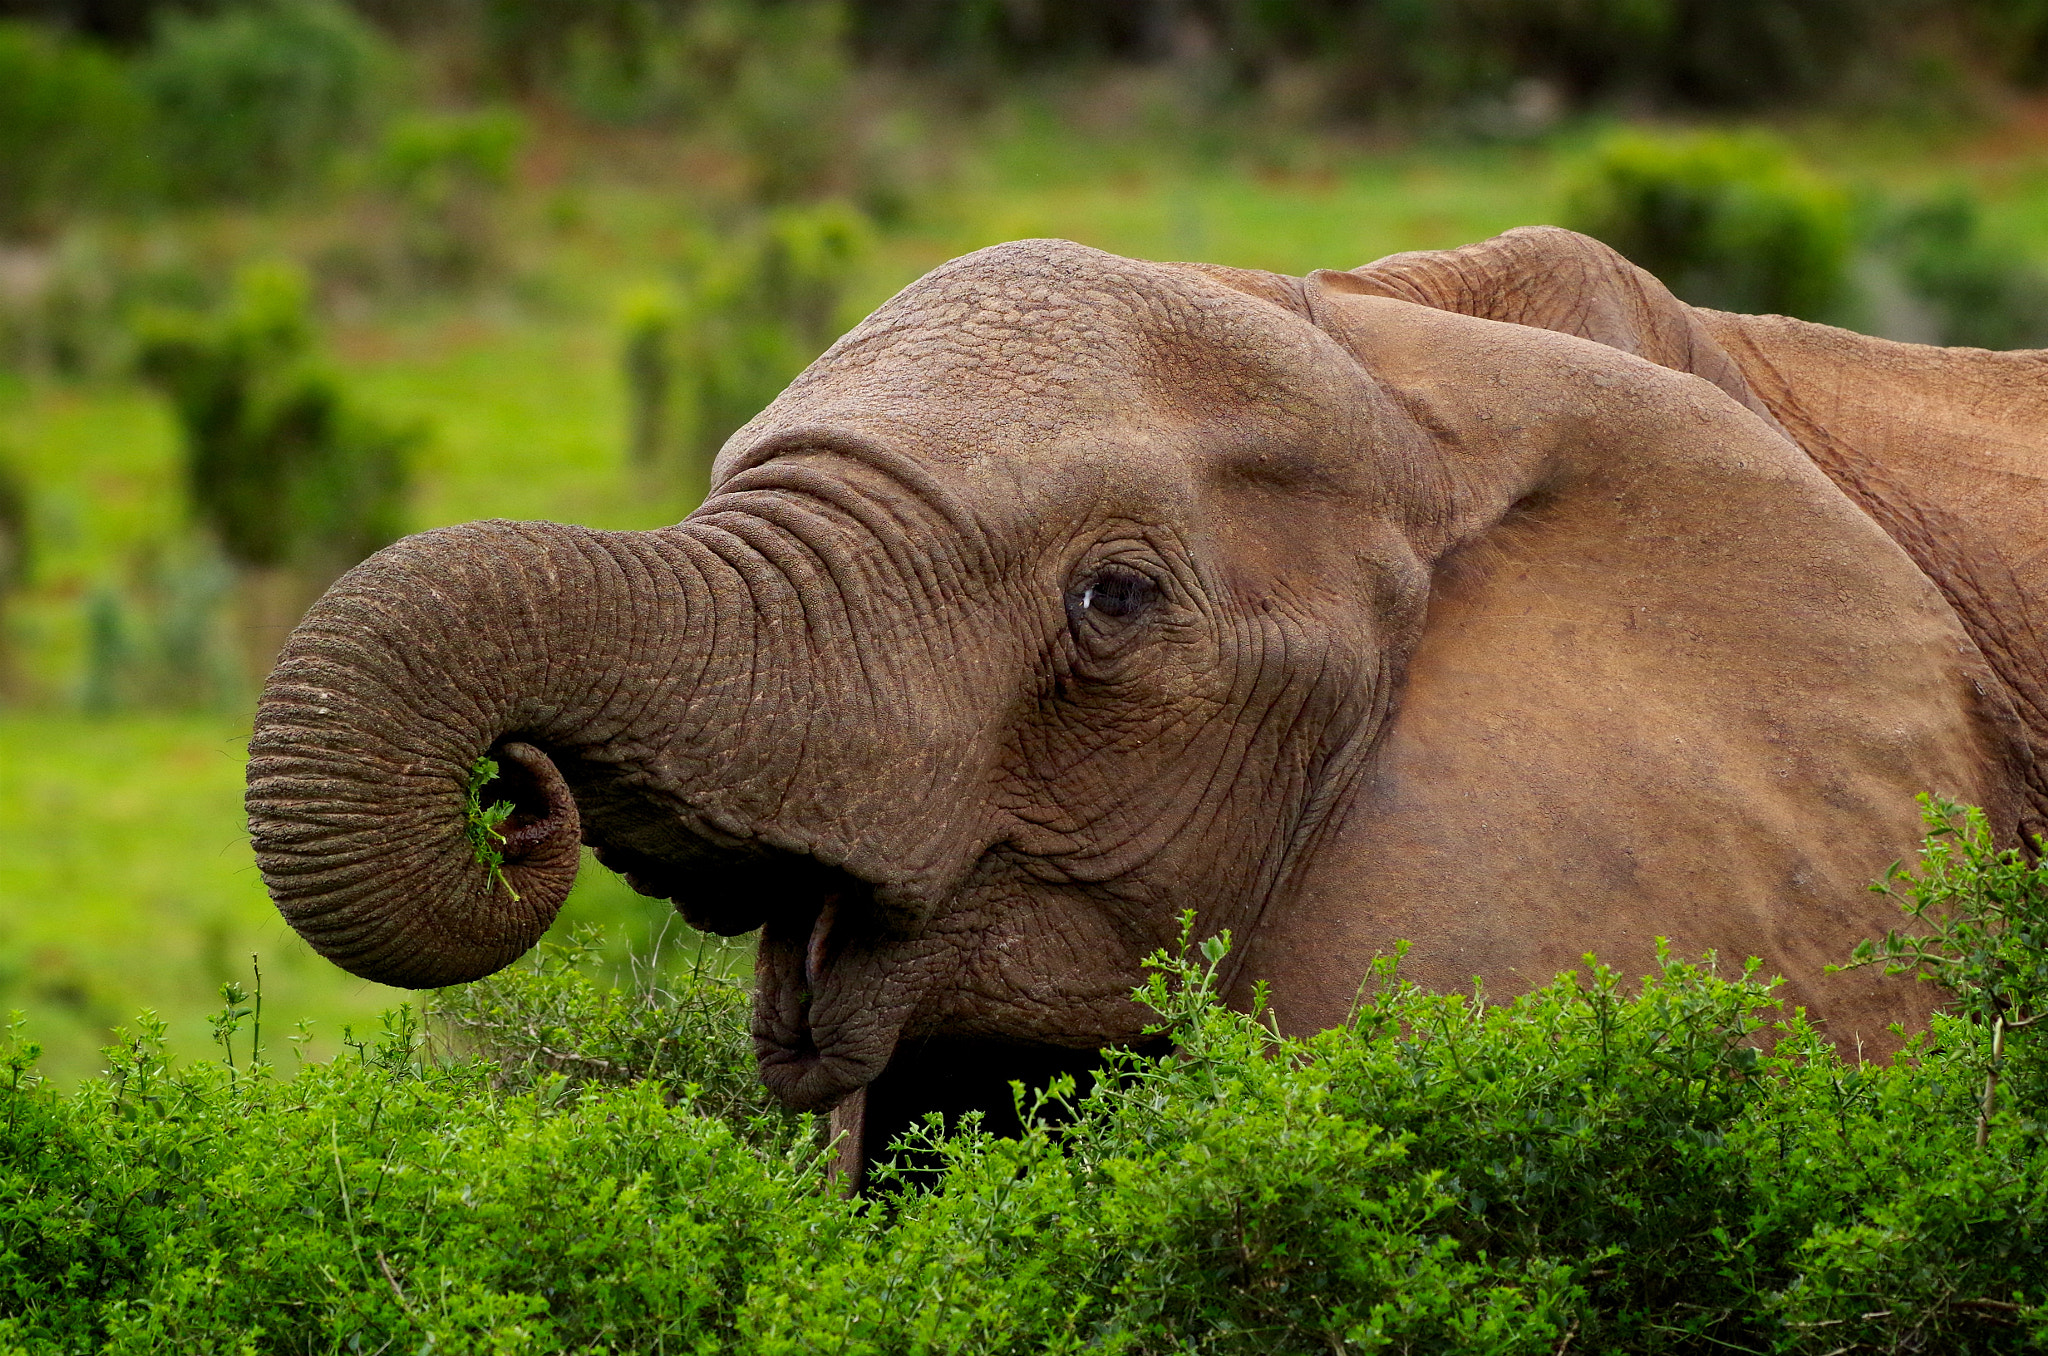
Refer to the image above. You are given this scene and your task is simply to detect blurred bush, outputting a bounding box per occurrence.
[0,20,153,240]
[1476,0,1889,110]
[0,239,128,378]
[0,0,2030,248]
[139,0,390,204]
[0,459,25,605]
[134,261,418,679]
[75,543,233,713]
[1875,190,2048,348]
[1564,129,1856,321]
[619,203,869,503]
[674,201,869,496]
[373,107,524,290]
[618,283,680,476]
[489,0,913,212]
[424,0,2048,119]
[310,0,2048,123]
[1968,0,2048,86]
[1564,129,2048,345]
[687,0,879,208]
[851,0,1902,114]
[0,0,208,48]
[0,226,219,378]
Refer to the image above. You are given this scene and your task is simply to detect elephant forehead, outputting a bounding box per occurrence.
[760,239,1344,455]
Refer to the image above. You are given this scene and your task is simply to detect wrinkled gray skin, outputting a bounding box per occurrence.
[249,229,2044,1178]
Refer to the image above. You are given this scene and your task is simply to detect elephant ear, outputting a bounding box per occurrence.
[1214,284,2011,1045]
[1335,225,1770,422]
[1691,310,2048,825]
[1335,226,2048,829]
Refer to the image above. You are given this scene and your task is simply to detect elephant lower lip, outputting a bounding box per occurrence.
[757,1039,888,1113]
[752,881,902,1112]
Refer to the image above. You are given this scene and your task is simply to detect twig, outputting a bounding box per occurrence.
[250,954,263,1070]
[332,1120,372,1286]
[1956,1297,2024,1316]
[1643,1323,1763,1354]
[376,1251,417,1316]
[1977,1014,2006,1150]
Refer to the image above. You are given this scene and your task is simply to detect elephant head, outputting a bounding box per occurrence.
[249,231,2026,1179]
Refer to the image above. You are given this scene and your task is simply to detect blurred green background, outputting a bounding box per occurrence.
[8,0,2048,1082]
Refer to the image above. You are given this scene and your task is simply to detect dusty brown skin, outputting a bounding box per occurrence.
[248,228,2043,1178]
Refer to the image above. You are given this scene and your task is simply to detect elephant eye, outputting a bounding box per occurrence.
[1065,564,1160,639]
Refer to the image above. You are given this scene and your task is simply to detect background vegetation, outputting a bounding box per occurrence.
[1,4,2047,1347]
[0,0,2044,1212]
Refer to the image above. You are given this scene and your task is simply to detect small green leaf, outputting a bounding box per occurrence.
[464,754,521,901]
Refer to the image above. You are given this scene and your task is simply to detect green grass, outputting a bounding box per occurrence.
[0,712,374,1081]
[0,713,732,1085]
[0,382,180,698]
[7,113,2048,1087]
[338,308,672,533]
[940,144,1565,273]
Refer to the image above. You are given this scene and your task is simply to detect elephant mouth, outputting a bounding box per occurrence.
[588,829,913,1114]
[751,873,907,1111]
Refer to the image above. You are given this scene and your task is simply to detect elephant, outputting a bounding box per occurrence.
[248,226,2048,1185]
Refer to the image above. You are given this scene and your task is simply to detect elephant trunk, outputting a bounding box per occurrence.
[246,520,697,989]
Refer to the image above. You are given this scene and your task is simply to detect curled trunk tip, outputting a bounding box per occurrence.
[246,522,605,989]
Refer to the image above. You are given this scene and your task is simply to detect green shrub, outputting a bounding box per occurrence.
[618,284,682,475]
[1564,129,1857,321]
[0,21,153,240]
[5,817,2047,1353]
[140,0,390,204]
[428,926,800,1152]
[1839,797,2048,1143]
[1875,192,2048,349]
[0,1001,833,1353]
[134,261,415,580]
[675,202,870,497]
[374,108,525,290]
